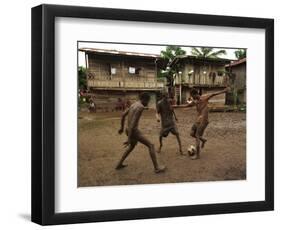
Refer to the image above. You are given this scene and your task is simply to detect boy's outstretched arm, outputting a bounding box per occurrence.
[118,108,129,134]
[204,87,230,100]
[172,100,196,108]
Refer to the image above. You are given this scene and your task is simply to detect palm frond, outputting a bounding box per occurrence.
[191,47,202,56]
[234,49,246,60]
[207,50,227,58]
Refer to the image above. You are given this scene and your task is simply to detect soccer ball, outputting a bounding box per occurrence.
[188,145,197,157]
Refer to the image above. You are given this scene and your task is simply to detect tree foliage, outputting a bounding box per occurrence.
[160,46,186,75]
[234,49,246,60]
[160,45,186,62]
[78,66,87,90]
[159,46,187,96]
[191,47,227,59]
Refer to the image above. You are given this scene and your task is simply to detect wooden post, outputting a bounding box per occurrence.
[122,59,125,88]
[208,64,211,85]
[99,62,101,79]
[179,73,182,104]
[85,52,89,91]
[155,59,158,89]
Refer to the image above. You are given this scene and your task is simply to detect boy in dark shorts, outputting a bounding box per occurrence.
[182,87,230,160]
[116,93,166,173]
[156,92,183,155]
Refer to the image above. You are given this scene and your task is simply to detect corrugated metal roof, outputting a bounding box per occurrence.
[79,48,160,58]
[225,58,246,67]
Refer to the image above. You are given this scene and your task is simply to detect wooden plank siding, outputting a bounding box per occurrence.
[226,61,246,105]
[176,63,227,86]
[83,52,163,110]
[86,54,162,90]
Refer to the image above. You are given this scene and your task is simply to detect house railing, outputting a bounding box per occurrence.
[87,79,164,89]
[175,74,226,86]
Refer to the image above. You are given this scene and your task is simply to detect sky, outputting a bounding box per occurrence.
[78,42,243,67]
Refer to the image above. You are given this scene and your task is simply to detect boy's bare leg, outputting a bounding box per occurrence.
[115,143,136,170]
[174,133,185,155]
[200,137,207,148]
[137,134,166,173]
[171,128,184,155]
[190,136,200,160]
[199,122,208,148]
[157,136,163,153]
[190,132,207,149]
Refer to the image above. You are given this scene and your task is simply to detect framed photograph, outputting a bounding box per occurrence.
[31,4,274,225]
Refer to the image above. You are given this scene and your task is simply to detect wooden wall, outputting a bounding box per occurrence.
[87,54,157,83]
[179,62,226,86]
[226,62,246,105]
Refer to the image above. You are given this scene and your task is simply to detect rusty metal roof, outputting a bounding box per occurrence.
[225,58,246,67]
[79,48,160,58]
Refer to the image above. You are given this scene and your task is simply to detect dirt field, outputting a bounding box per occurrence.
[78,108,246,187]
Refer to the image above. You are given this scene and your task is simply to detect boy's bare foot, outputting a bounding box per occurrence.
[201,139,207,148]
[154,165,166,173]
[157,147,162,153]
[115,164,128,170]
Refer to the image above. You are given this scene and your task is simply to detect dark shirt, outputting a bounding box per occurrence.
[157,98,176,128]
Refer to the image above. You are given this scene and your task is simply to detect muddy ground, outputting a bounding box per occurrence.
[78,108,246,187]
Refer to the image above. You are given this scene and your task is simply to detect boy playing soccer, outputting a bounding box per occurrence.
[156,92,184,155]
[183,87,230,160]
[116,93,166,173]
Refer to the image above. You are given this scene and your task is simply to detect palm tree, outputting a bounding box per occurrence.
[160,46,186,98]
[234,49,246,60]
[160,46,186,74]
[160,45,186,62]
[191,47,227,59]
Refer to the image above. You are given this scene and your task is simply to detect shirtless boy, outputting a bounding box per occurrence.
[184,87,230,160]
[116,92,166,173]
[156,93,183,155]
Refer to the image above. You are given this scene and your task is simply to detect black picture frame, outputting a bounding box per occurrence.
[31,4,274,225]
